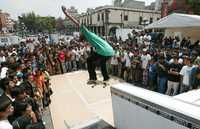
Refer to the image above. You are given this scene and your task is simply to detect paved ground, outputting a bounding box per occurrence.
[49,71,122,129]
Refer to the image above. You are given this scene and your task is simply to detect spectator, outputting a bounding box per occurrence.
[110,53,118,76]
[156,55,168,94]
[180,56,193,93]
[141,50,151,87]
[148,58,157,91]
[191,57,200,89]
[0,89,13,129]
[165,56,182,96]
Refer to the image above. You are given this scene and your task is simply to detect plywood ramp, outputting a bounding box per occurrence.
[49,71,122,129]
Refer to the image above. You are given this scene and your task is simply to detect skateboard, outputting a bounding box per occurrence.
[91,80,109,88]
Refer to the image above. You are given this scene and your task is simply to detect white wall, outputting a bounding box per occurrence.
[111,83,200,129]
[109,10,122,23]
[112,95,188,129]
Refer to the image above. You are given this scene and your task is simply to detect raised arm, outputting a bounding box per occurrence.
[61,6,80,28]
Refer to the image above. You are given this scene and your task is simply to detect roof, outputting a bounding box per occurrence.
[145,13,200,29]
[78,6,160,18]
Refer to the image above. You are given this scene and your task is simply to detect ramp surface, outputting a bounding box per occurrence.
[50,71,122,129]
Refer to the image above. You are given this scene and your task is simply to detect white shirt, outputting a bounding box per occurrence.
[111,57,118,65]
[180,65,193,86]
[169,58,183,64]
[0,67,8,79]
[141,54,151,69]
[0,120,13,129]
[124,54,131,67]
[0,56,6,64]
[137,36,143,45]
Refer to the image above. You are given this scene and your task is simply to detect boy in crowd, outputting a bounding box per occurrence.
[180,56,193,93]
[148,58,157,91]
[156,55,168,94]
[191,57,200,89]
[166,55,182,96]
[0,89,13,129]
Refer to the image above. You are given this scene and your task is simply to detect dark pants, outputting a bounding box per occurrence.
[87,52,110,81]
[112,65,118,76]
[157,77,167,94]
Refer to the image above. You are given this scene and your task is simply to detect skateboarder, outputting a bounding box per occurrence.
[62,6,115,84]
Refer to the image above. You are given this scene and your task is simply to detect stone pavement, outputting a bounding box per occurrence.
[49,71,122,129]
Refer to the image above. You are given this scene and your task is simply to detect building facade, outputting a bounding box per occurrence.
[167,0,191,14]
[122,0,145,9]
[114,0,122,7]
[64,6,80,35]
[155,0,164,11]
[0,10,14,33]
[113,0,145,10]
[78,6,161,36]
[146,2,156,10]
[161,0,194,17]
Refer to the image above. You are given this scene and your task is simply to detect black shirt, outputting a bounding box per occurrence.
[156,61,168,77]
[167,63,182,82]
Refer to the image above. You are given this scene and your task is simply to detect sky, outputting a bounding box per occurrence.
[0,0,155,20]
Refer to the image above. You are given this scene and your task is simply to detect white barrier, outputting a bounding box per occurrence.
[111,83,200,129]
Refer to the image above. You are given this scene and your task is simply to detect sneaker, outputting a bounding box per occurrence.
[87,80,96,85]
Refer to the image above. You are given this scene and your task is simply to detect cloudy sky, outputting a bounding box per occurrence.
[0,0,155,19]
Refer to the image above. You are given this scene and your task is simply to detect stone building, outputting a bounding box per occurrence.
[113,0,145,10]
[0,10,14,33]
[64,6,80,35]
[78,6,161,36]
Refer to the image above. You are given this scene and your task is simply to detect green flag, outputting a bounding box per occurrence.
[80,25,114,57]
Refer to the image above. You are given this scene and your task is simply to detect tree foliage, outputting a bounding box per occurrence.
[186,0,200,15]
[18,12,56,33]
[55,17,65,32]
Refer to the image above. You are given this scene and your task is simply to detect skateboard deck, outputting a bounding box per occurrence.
[91,80,109,88]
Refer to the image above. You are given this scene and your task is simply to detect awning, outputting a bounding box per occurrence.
[145,13,200,29]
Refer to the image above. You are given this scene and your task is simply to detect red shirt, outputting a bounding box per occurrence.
[58,51,65,62]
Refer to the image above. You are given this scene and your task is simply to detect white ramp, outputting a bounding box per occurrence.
[49,71,122,129]
[111,83,200,129]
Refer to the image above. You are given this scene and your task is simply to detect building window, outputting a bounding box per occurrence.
[102,13,104,22]
[84,18,86,25]
[150,17,153,23]
[90,16,92,25]
[97,14,100,21]
[124,15,128,21]
[139,16,143,25]
[87,17,89,25]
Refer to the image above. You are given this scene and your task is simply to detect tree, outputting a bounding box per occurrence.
[37,16,56,33]
[18,12,56,34]
[186,0,200,15]
[18,12,38,33]
[55,17,65,32]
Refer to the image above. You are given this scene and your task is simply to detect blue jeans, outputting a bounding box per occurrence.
[157,77,167,94]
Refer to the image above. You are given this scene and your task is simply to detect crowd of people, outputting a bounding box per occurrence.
[108,32,200,96]
[0,31,200,129]
[0,39,57,129]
